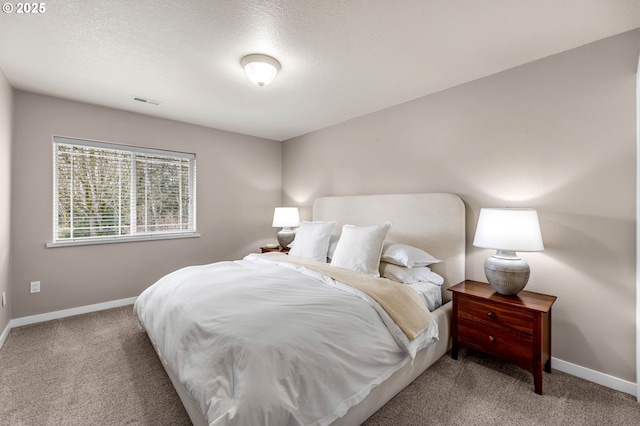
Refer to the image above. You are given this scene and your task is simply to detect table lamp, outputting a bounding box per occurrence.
[272,207,300,249]
[473,208,544,296]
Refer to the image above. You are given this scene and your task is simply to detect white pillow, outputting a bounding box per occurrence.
[288,221,336,262]
[330,222,391,276]
[379,262,445,286]
[381,243,441,268]
[407,281,443,312]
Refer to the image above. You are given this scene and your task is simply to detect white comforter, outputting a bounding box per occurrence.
[134,254,438,426]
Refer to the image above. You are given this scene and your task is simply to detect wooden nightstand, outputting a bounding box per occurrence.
[260,246,290,253]
[449,280,557,395]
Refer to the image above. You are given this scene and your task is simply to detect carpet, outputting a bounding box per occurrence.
[1,306,639,425]
[0,306,191,425]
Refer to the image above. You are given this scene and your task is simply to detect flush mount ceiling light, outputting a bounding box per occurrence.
[241,54,281,87]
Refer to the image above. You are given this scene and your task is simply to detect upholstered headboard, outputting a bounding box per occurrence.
[313,193,465,303]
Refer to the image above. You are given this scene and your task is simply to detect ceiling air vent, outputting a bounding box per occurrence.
[132,96,162,106]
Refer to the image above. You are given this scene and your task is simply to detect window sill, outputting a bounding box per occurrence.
[46,232,201,248]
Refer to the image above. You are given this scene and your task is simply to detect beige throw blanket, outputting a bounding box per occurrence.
[260,252,434,341]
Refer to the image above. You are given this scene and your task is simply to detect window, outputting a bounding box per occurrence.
[49,137,197,247]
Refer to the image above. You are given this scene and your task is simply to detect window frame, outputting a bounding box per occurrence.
[47,136,199,248]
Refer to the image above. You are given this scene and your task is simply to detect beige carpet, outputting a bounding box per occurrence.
[0,306,191,425]
[1,306,639,425]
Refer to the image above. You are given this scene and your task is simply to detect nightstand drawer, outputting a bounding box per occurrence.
[459,296,534,336]
[458,319,533,367]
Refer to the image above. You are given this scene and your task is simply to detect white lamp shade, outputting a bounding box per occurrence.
[241,54,281,86]
[473,208,544,252]
[272,207,300,228]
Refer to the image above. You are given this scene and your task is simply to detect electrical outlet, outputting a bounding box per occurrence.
[1,291,5,306]
[30,281,40,294]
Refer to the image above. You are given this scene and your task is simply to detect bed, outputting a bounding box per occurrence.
[134,193,465,425]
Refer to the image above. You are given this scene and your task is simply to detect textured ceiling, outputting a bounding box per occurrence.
[1,1,639,141]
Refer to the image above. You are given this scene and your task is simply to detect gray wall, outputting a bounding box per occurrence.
[0,70,12,332]
[11,92,281,318]
[282,30,640,383]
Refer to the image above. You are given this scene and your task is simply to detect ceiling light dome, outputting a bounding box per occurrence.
[241,54,281,87]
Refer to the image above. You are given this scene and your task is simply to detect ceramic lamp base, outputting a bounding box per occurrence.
[484,250,530,296]
[276,228,295,249]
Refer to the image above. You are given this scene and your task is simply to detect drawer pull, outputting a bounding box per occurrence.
[487,311,496,319]
[488,335,495,343]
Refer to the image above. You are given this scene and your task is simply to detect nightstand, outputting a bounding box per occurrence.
[260,246,290,253]
[449,280,557,395]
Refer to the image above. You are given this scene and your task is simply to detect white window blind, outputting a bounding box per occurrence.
[51,137,196,246]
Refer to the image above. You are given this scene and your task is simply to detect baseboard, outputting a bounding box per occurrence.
[9,296,137,328]
[552,357,637,396]
[0,320,10,350]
